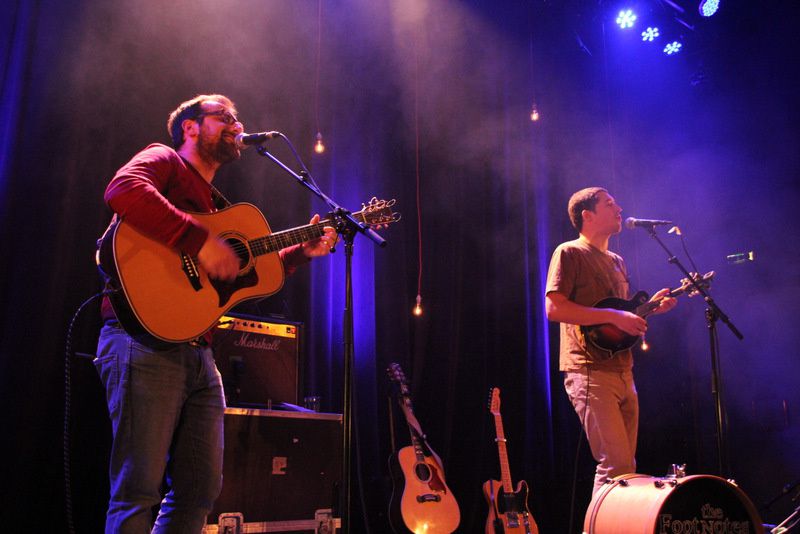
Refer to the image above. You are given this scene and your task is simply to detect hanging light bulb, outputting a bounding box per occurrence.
[412,294,423,317]
[530,104,540,122]
[314,131,326,154]
[640,335,650,351]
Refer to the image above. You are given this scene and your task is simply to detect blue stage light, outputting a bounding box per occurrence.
[664,41,683,55]
[641,27,660,41]
[616,9,637,29]
[699,0,720,17]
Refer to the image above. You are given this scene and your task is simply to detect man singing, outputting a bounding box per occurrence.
[545,187,676,495]
[95,94,336,533]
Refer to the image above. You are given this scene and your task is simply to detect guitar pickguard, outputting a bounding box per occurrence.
[208,268,259,307]
[417,459,447,493]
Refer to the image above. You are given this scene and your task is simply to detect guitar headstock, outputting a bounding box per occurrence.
[675,270,715,297]
[488,387,501,416]
[387,362,410,396]
[355,197,401,228]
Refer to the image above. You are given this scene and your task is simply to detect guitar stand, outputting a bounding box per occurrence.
[645,226,743,477]
[770,502,800,534]
[763,479,800,533]
[253,141,387,534]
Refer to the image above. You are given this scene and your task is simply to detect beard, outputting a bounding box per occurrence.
[197,129,240,166]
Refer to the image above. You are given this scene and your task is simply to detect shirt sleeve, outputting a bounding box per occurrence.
[104,145,209,255]
[278,244,311,276]
[545,244,577,299]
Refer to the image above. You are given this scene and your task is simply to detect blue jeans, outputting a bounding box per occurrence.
[95,323,225,534]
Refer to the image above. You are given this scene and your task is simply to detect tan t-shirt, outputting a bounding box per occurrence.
[546,239,632,372]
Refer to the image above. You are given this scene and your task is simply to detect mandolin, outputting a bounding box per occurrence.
[580,271,714,359]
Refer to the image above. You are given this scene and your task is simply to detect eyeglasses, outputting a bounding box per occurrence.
[196,109,239,125]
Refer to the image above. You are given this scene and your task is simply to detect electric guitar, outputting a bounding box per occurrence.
[580,271,714,359]
[96,197,399,343]
[387,363,460,534]
[483,388,538,534]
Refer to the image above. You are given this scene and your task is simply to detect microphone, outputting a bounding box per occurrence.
[625,217,674,229]
[726,251,754,264]
[235,131,281,149]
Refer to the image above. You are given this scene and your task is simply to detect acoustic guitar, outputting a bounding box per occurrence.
[580,271,714,359]
[96,197,398,343]
[483,387,538,534]
[387,363,460,534]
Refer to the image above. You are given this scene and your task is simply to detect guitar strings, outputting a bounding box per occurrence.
[189,204,391,264]
[201,222,328,260]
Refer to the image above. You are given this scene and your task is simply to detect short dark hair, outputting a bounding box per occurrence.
[567,187,607,231]
[166,94,236,148]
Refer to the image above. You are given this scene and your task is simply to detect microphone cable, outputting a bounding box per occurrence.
[668,226,701,275]
[63,290,107,534]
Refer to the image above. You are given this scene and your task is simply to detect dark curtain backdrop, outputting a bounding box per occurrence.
[2,1,799,533]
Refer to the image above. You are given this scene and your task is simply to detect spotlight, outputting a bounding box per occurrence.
[663,41,683,55]
[412,295,423,317]
[698,0,720,17]
[616,9,637,29]
[641,27,660,41]
[314,132,325,154]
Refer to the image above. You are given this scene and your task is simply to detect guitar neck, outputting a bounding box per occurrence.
[634,284,689,318]
[493,413,514,491]
[400,395,429,462]
[409,430,427,462]
[250,220,328,256]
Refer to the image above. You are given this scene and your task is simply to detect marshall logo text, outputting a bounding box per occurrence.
[233,332,282,352]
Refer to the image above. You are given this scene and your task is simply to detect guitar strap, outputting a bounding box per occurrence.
[397,399,447,472]
[177,154,232,210]
[398,400,426,441]
[209,183,232,209]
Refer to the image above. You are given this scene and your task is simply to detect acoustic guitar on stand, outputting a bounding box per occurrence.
[96,197,399,343]
[387,363,460,534]
[483,387,538,534]
[580,271,714,359]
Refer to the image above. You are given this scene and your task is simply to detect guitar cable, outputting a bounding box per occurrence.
[63,290,108,534]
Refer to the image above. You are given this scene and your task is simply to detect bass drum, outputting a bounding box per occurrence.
[583,474,764,534]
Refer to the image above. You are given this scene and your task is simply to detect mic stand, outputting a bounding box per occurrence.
[254,144,386,534]
[645,226,743,477]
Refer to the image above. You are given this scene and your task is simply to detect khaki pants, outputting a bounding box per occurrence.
[564,368,639,495]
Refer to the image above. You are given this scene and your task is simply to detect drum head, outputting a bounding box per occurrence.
[584,474,764,534]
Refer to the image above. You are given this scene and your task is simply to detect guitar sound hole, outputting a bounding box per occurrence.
[414,463,432,482]
[224,238,250,270]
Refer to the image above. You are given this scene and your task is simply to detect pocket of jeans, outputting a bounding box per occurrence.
[564,372,586,404]
[93,352,120,414]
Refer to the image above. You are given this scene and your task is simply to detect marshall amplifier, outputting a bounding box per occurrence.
[212,314,302,407]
